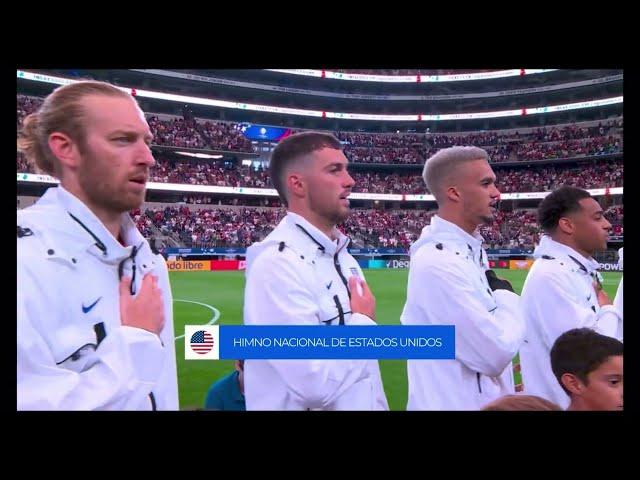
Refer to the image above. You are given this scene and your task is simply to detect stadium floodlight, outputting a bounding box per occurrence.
[175,152,223,159]
[265,69,559,83]
[17,70,623,122]
[15,173,624,201]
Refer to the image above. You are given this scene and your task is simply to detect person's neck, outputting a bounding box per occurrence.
[62,184,122,239]
[289,206,336,240]
[237,372,244,395]
[566,399,587,411]
[437,207,477,237]
[551,235,594,260]
[92,209,122,240]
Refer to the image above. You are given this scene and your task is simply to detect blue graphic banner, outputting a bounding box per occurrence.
[216,325,455,359]
[239,124,293,142]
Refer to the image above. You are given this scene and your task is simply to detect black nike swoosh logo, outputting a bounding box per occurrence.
[82,297,102,314]
[326,281,332,290]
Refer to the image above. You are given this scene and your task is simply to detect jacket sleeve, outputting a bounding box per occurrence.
[408,253,525,377]
[613,276,623,341]
[522,267,621,348]
[151,254,180,410]
[243,249,372,409]
[17,260,167,411]
[350,263,389,410]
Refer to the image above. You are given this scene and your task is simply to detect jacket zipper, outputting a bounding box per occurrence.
[333,253,351,299]
[149,392,157,410]
[333,295,345,326]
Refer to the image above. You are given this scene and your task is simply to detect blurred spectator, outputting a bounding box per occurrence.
[204,360,246,411]
[481,394,562,411]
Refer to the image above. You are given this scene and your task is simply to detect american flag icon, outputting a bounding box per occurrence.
[190,330,214,355]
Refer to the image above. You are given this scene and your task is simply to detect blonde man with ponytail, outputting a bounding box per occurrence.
[17,81,179,410]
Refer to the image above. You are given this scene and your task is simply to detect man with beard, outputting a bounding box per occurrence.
[17,81,178,410]
[401,146,525,410]
[243,132,388,410]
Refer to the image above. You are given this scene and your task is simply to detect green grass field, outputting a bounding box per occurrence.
[170,269,622,410]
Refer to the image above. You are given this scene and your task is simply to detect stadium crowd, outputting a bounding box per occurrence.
[129,204,623,250]
[17,94,623,250]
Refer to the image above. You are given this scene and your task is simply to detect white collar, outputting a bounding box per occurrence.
[430,215,484,250]
[50,186,146,262]
[285,211,349,256]
[535,236,600,274]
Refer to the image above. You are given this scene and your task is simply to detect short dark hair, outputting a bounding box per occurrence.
[537,186,592,234]
[550,328,623,396]
[268,131,342,206]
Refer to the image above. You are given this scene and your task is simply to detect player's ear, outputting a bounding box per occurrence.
[558,217,575,236]
[287,172,306,200]
[445,185,461,203]
[48,131,80,169]
[560,373,583,395]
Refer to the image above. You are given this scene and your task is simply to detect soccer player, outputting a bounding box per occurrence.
[519,186,622,408]
[243,132,388,410]
[17,80,178,410]
[401,146,525,410]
